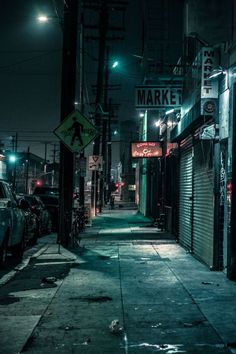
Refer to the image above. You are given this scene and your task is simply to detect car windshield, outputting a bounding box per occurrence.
[39,195,59,205]
[33,187,59,196]
[24,196,38,206]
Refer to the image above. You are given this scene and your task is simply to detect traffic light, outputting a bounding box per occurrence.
[31,179,42,189]
[35,180,42,186]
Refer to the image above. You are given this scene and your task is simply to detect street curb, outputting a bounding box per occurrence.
[0,244,50,288]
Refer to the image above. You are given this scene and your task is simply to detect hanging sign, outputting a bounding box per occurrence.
[135,85,182,109]
[131,142,162,158]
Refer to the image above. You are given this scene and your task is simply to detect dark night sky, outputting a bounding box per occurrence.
[0,0,181,162]
[0,1,62,159]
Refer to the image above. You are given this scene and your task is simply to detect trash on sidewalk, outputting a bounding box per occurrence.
[82,337,91,345]
[65,325,74,331]
[41,276,57,284]
[41,276,57,287]
[109,319,123,334]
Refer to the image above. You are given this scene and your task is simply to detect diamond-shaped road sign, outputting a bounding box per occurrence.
[54,110,100,154]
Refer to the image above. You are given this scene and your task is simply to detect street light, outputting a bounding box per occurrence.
[112,61,119,68]
[37,15,49,23]
[9,154,17,163]
[37,1,78,246]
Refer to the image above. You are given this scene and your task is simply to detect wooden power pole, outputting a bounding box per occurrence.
[58,0,78,247]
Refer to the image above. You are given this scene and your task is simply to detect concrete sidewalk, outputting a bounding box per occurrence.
[0,208,236,353]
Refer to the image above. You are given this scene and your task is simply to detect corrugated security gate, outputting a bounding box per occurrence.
[179,140,193,250]
[193,141,214,266]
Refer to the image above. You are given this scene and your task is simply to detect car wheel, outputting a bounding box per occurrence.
[46,219,52,234]
[38,221,43,237]
[31,227,39,245]
[11,230,26,259]
[0,235,8,267]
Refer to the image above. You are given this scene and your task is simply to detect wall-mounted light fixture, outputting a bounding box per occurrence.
[209,66,226,79]
[165,108,175,115]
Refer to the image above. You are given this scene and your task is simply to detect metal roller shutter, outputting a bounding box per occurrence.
[179,141,193,250]
[193,141,214,266]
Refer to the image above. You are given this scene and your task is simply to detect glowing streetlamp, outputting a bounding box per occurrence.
[9,154,17,163]
[112,60,119,69]
[37,15,49,23]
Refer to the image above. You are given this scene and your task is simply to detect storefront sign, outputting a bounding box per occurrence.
[131,142,162,158]
[201,47,219,99]
[135,86,182,109]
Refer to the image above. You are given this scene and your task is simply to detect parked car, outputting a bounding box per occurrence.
[34,194,59,232]
[33,187,59,232]
[33,186,59,196]
[21,195,52,235]
[0,181,26,266]
[18,197,39,246]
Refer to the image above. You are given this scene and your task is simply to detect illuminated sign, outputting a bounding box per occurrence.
[135,86,182,109]
[131,142,162,158]
[201,47,219,99]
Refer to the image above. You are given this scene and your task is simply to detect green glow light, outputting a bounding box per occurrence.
[9,155,17,163]
[112,61,119,68]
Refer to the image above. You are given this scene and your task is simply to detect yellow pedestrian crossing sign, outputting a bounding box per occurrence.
[54,110,100,154]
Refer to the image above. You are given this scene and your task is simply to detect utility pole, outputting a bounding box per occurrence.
[86,0,127,215]
[79,13,85,209]
[52,144,57,187]
[102,46,110,204]
[44,142,48,173]
[91,0,108,216]
[12,132,18,191]
[107,98,112,203]
[58,0,78,247]
[25,146,30,194]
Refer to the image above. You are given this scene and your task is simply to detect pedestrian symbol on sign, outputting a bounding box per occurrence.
[68,116,84,146]
[54,110,100,154]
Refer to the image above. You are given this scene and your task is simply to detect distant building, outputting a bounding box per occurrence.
[5,151,59,194]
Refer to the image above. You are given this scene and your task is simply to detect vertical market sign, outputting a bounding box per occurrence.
[201,47,219,99]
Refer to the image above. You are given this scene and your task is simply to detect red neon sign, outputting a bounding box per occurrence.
[131,142,162,158]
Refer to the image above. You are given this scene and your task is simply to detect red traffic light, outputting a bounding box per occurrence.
[35,180,42,186]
